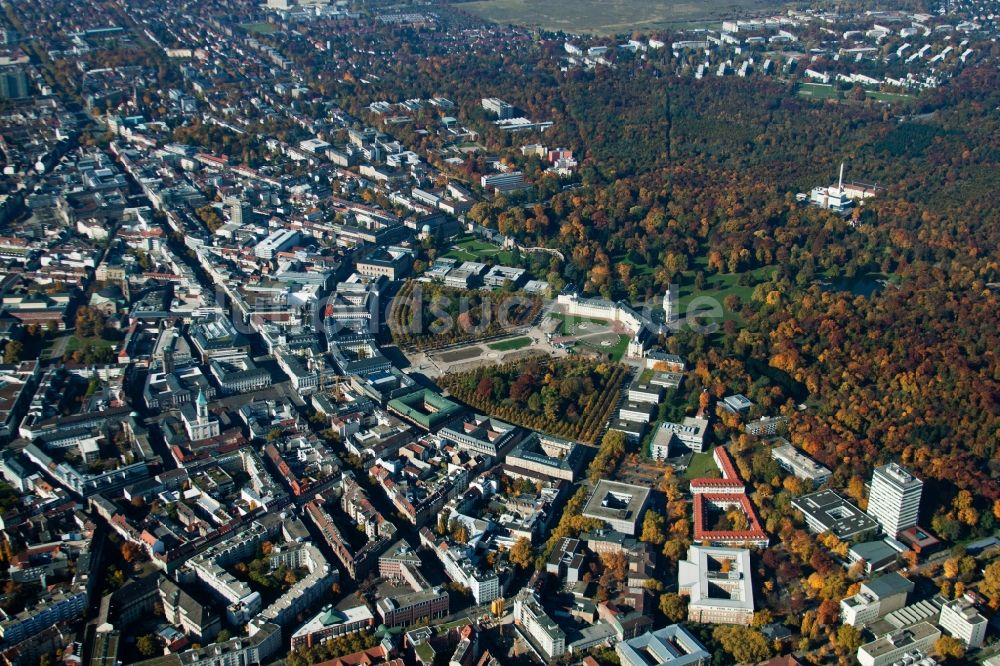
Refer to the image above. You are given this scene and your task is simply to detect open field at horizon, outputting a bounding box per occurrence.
[454,0,789,35]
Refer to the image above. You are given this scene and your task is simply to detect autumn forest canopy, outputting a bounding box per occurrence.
[348,47,1000,502]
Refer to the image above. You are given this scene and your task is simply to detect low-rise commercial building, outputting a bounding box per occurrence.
[848,540,899,575]
[627,376,664,405]
[255,229,301,260]
[442,261,487,289]
[290,603,375,649]
[356,246,413,281]
[582,480,651,536]
[480,172,525,193]
[505,433,584,481]
[651,417,709,458]
[388,389,464,431]
[159,577,221,643]
[771,442,831,486]
[616,625,711,666]
[190,315,251,364]
[274,349,319,394]
[856,622,939,666]
[792,489,880,541]
[209,357,271,394]
[482,265,526,289]
[609,418,646,444]
[619,401,654,424]
[481,98,515,119]
[720,394,753,415]
[840,572,914,628]
[938,596,987,648]
[745,415,787,436]
[439,414,522,460]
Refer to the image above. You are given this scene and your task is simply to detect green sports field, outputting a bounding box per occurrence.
[797,83,839,100]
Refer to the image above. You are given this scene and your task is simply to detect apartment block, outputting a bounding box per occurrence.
[481,97,515,119]
[513,589,566,661]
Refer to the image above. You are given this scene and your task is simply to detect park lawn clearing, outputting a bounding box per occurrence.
[606,334,630,361]
[46,334,118,361]
[591,333,629,361]
[548,312,612,335]
[442,235,505,262]
[575,332,629,361]
[65,335,116,354]
[494,250,517,265]
[488,336,533,351]
[676,259,777,323]
[442,247,480,262]
[684,447,721,480]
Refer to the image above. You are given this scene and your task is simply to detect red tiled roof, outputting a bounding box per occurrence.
[713,446,740,481]
[693,493,768,544]
[689,478,744,488]
[689,446,746,492]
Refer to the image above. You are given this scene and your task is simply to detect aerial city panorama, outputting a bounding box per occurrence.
[0,0,996,664]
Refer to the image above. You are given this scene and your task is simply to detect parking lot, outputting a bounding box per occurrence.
[617,458,672,488]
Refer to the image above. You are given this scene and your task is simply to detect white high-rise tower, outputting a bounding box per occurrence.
[662,285,677,323]
[867,463,923,537]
